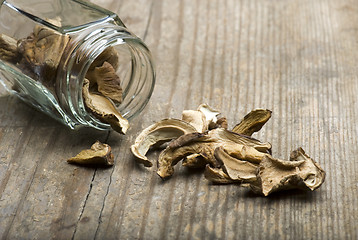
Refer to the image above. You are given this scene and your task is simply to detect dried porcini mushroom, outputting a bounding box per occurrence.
[67,141,114,166]
[249,148,325,196]
[197,103,221,129]
[0,34,19,63]
[156,129,270,179]
[232,109,272,136]
[17,25,70,82]
[131,105,325,196]
[131,119,197,167]
[182,153,207,168]
[181,103,225,132]
[89,61,123,104]
[219,142,267,164]
[86,47,120,86]
[214,146,258,182]
[204,165,239,184]
[82,78,129,134]
[89,46,119,72]
[157,132,217,178]
[182,110,207,132]
[211,117,228,129]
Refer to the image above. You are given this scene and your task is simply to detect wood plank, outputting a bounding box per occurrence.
[0,0,357,239]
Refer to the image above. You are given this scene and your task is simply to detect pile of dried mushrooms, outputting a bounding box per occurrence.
[0,19,128,134]
[131,104,325,196]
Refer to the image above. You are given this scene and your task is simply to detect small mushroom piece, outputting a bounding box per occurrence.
[232,109,272,136]
[182,110,207,132]
[250,148,325,196]
[182,153,207,168]
[220,142,267,164]
[289,147,326,190]
[214,146,258,182]
[82,79,129,134]
[157,133,219,179]
[89,46,119,72]
[0,34,19,63]
[18,25,70,82]
[67,141,114,166]
[197,103,221,129]
[208,128,272,154]
[211,117,228,129]
[204,165,239,184]
[89,61,123,104]
[130,119,197,167]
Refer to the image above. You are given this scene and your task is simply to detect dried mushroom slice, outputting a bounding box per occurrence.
[232,109,272,136]
[250,148,325,196]
[0,34,19,63]
[18,25,69,82]
[208,128,272,154]
[157,133,219,179]
[67,141,114,166]
[181,104,226,132]
[220,142,267,164]
[82,79,129,134]
[90,61,123,104]
[182,153,207,168]
[289,147,326,190]
[197,104,221,129]
[182,110,207,132]
[211,117,228,129]
[89,46,119,72]
[157,128,271,179]
[214,146,258,182]
[204,165,239,184]
[130,119,197,167]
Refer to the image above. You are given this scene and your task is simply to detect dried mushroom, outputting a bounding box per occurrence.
[211,117,228,129]
[156,129,270,179]
[182,153,207,168]
[82,78,129,134]
[181,103,225,132]
[131,119,197,167]
[204,165,239,184]
[197,103,221,129]
[67,141,114,166]
[89,46,119,72]
[0,34,19,63]
[157,132,217,178]
[86,47,119,86]
[208,128,272,153]
[182,110,207,132]
[89,61,123,104]
[232,109,272,136]
[214,146,258,182]
[18,25,70,82]
[219,142,267,164]
[250,148,325,196]
[131,105,325,196]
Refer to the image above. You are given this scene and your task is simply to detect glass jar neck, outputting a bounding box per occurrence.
[57,23,155,130]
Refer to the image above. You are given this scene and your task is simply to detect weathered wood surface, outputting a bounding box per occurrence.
[0,0,357,239]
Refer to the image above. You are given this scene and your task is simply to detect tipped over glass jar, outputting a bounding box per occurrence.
[0,0,155,131]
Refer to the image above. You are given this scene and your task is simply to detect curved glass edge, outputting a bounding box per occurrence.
[59,24,155,131]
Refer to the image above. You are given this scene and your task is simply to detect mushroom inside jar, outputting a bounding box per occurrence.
[0,23,129,134]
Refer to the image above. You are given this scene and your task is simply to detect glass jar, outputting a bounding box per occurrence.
[0,0,155,130]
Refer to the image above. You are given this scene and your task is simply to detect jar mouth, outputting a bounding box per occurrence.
[58,25,155,130]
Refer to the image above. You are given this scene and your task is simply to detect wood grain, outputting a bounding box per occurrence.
[0,0,357,239]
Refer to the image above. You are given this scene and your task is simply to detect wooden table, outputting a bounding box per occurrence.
[0,0,357,239]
